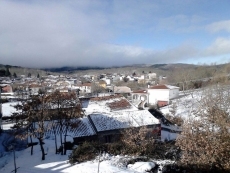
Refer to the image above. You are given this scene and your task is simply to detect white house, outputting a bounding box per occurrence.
[101,78,111,85]
[132,84,179,107]
[147,84,179,106]
[147,73,157,80]
[76,83,92,94]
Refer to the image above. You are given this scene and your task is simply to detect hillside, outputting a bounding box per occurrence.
[0,64,51,77]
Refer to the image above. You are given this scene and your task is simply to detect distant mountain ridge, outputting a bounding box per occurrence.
[42,66,107,73]
[42,63,199,73]
[0,63,225,75]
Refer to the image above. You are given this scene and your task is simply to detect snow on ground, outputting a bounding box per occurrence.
[2,123,16,130]
[160,90,203,120]
[127,162,155,172]
[2,102,21,117]
[0,135,175,173]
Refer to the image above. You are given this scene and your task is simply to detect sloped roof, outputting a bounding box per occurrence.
[77,83,92,87]
[106,99,131,111]
[81,95,138,113]
[148,84,179,90]
[71,118,96,137]
[113,86,132,93]
[89,110,159,132]
[132,90,148,94]
[46,118,96,138]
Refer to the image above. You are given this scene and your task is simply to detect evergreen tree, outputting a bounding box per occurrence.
[37,73,40,78]
[5,66,11,76]
[13,72,17,78]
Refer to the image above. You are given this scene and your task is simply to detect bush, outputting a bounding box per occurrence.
[121,127,157,156]
[106,142,124,155]
[69,141,103,164]
[165,114,184,126]
[176,86,230,170]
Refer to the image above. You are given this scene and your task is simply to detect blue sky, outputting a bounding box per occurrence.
[0,0,230,67]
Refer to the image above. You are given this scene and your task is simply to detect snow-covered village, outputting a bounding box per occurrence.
[1,1,230,173]
[0,63,230,173]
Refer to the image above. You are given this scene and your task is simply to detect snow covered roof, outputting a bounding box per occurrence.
[80,96,159,133]
[89,110,160,132]
[45,118,96,138]
[68,118,96,138]
[81,95,138,114]
[113,86,132,93]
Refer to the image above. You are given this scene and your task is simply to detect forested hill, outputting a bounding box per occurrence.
[0,64,13,77]
[43,66,106,73]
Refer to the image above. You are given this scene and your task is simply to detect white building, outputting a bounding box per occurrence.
[76,83,92,94]
[147,84,179,106]
[147,73,157,80]
[131,84,179,107]
[101,78,111,85]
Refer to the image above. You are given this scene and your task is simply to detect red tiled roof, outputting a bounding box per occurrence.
[132,90,147,93]
[29,84,41,88]
[148,85,169,89]
[90,95,122,101]
[106,99,131,110]
[78,83,92,87]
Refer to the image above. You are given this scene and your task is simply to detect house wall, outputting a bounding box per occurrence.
[98,133,121,143]
[78,86,91,93]
[161,130,179,142]
[148,89,169,105]
[2,85,13,93]
[169,88,179,99]
[73,135,98,145]
[157,101,168,107]
[132,93,148,101]
[103,78,111,85]
[99,83,106,88]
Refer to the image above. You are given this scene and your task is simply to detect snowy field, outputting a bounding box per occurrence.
[0,136,173,173]
[160,89,203,120]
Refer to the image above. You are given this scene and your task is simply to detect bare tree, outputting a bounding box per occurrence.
[121,126,157,156]
[176,85,230,170]
[61,92,83,155]
[13,88,52,160]
[46,91,83,155]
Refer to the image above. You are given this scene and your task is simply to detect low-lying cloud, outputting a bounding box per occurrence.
[0,0,229,68]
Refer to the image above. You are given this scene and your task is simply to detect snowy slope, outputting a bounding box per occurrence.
[160,90,202,119]
[0,137,173,173]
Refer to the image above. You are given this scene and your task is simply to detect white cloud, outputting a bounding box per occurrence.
[207,20,230,33]
[0,0,229,68]
[203,37,230,56]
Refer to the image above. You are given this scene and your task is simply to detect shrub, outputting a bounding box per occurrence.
[121,127,156,156]
[165,114,184,126]
[106,142,124,155]
[176,86,230,170]
[69,141,103,164]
